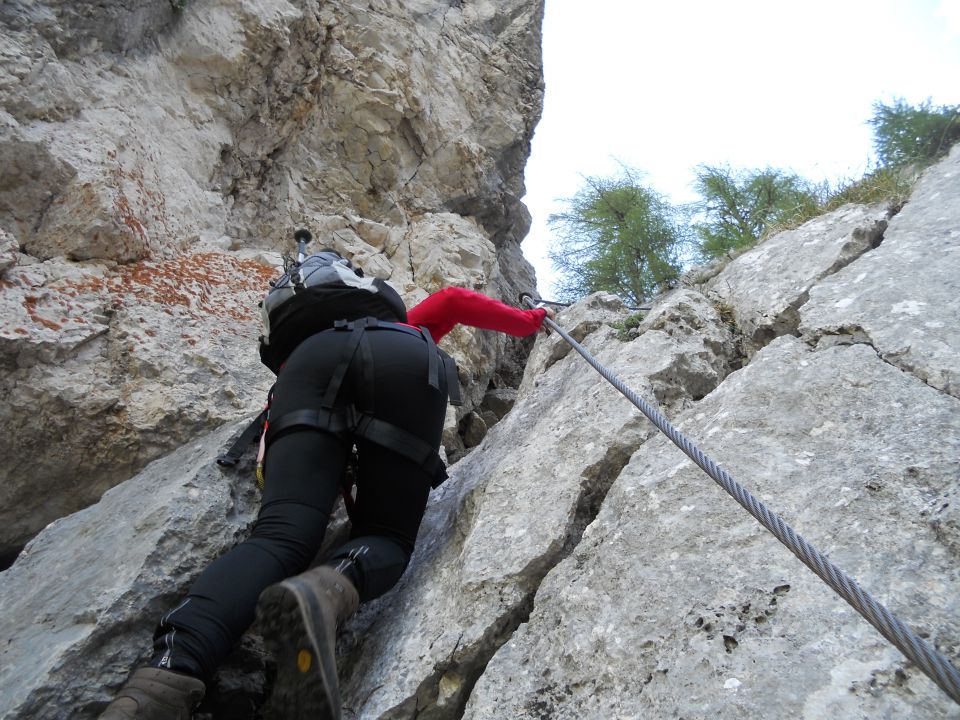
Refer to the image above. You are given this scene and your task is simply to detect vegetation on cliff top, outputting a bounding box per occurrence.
[549,98,960,304]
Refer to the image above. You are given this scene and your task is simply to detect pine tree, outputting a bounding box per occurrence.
[548,169,686,306]
[692,165,820,260]
[869,98,960,169]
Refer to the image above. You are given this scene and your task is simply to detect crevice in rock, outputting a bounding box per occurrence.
[805,324,941,393]
[398,118,426,188]
[724,212,893,361]
[407,241,417,283]
[363,592,538,720]
[750,288,809,352]
[0,544,23,572]
[562,431,648,557]
[368,429,649,720]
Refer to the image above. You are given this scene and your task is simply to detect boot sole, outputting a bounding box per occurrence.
[257,577,340,720]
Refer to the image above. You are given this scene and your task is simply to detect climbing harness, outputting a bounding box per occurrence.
[263,318,454,487]
[219,316,461,517]
[519,293,960,706]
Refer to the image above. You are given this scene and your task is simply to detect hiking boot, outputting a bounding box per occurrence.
[98,667,205,719]
[257,566,359,720]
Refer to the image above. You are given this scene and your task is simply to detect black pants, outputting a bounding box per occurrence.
[150,327,448,680]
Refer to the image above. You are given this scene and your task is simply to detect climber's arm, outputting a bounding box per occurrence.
[407,286,547,343]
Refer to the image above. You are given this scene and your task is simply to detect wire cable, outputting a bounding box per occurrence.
[523,295,960,705]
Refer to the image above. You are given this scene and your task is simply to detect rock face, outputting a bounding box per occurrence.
[2,3,959,718]
[0,419,264,718]
[0,0,545,558]
[460,146,960,719]
[703,202,890,356]
[4,146,959,719]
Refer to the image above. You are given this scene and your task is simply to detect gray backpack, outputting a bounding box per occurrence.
[260,247,377,348]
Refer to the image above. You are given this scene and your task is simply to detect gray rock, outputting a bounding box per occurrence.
[0,251,276,557]
[464,337,960,719]
[0,0,546,556]
[0,418,262,719]
[336,286,738,718]
[707,202,890,355]
[520,291,629,390]
[454,150,960,718]
[479,409,500,430]
[461,411,488,448]
[633,288,742,408]
[5,142,960,716]
[480,387,518,420]
[0,124,78,248]
[3,2,958,718]
[0,226,17,273]
[800,145,960,399]
[0,0,178,58]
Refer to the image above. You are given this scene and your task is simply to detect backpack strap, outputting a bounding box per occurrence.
[420,325,440,390]
[322,320,370,410]
[216,409,268,467]
[439,349,462,406]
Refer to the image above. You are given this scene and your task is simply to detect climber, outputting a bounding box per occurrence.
[99,243,553,719]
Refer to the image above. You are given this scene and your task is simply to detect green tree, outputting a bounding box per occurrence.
[868,97,960,169]
[692,165,821,260]
[548,170,686,306]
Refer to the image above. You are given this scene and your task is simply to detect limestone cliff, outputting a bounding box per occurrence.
[3,148,958,718]
[2,2,959,720]
[0,0,545,561]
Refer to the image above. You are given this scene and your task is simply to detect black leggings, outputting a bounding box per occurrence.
[150,327,448,680]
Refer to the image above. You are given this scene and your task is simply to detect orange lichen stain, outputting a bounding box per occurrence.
[18,251,273,338]
[15,328,28,335]
[55,251,274,328]
[23,295,64,331]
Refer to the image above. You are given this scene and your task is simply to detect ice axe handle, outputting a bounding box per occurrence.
[294,229,312,264]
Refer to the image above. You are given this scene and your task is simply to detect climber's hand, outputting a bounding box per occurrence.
[540,307,555,333]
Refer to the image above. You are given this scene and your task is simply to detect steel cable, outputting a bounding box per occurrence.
[526,298,960,705]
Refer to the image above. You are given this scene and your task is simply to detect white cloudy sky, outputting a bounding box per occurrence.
[521,0,960,296]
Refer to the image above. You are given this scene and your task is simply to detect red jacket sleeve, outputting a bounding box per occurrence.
[407,286,547,343]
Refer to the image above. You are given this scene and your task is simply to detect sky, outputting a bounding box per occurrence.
[521,0,960,297]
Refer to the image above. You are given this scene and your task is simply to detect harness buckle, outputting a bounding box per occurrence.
[342,404,361,431]
[352,408,373,437]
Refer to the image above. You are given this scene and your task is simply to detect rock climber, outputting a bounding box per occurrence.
[99,244,552,719]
